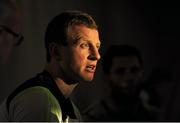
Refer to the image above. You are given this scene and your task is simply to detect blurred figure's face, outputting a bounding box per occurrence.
[0,25,15,64]
[0,5,22,65]
[109,56,143,93]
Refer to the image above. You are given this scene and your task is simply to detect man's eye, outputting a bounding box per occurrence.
[81,43,89,48]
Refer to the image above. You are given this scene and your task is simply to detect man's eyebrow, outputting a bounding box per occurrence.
[80,39,101,44]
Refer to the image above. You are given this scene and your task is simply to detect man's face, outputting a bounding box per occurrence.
[58,25,101,83]
[109,56,143,91]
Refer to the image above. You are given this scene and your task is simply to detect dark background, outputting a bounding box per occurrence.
[1,0,180,120]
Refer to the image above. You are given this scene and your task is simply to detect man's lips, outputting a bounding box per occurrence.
[86,65,96,73]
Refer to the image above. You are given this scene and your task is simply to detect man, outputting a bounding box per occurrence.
[0,10,101,122]
[0,0,23,65]
[83,45,154,121]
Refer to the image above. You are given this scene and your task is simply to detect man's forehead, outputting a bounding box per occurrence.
[67,25,100,43]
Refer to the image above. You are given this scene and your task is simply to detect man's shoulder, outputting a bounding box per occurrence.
[9,71,51,97]
[6,71,55,109]
[14,86,53,100]
[11,86,58,109]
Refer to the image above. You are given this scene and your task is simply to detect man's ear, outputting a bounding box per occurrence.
[49,42,61,61]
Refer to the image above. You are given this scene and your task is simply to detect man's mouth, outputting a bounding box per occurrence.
[86,65,96,73]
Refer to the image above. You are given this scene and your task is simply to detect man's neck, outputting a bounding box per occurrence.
[54,78,78,98]
[45,63,78,98]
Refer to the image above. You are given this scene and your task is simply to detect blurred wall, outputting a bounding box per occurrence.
[1,0,180,114]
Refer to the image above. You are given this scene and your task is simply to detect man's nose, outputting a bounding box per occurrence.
[88,47,101,60]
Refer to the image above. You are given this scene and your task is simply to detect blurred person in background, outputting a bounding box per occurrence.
[83,45,156,121]
[0,0,23,65]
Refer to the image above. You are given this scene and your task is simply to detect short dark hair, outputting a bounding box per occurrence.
[102,45,143,74]
[45,10,98,62]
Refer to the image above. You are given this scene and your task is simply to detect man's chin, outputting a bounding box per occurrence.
[84,78,94,82]
[82,72,95,81]
[82,75,94,82]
